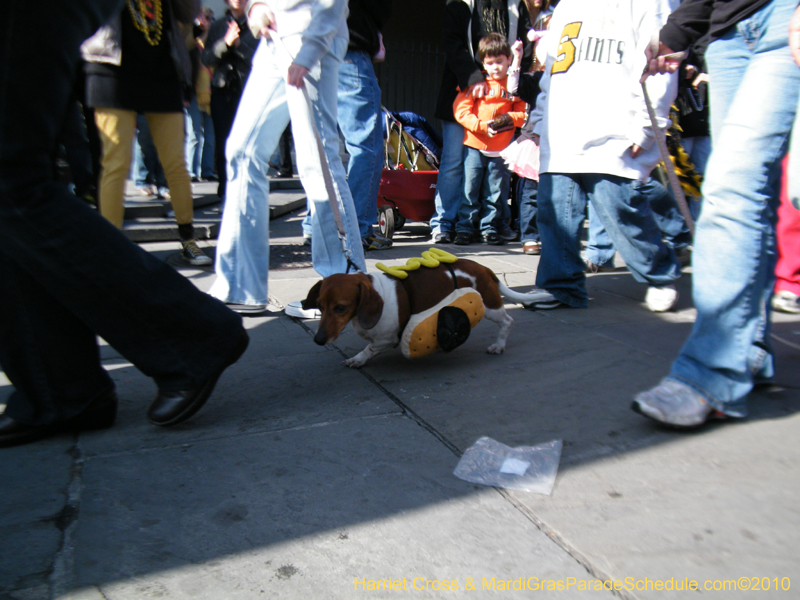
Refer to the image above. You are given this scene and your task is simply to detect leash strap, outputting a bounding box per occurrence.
[270,33,357,269]
[445,262,459,290]
[641,81,695,238]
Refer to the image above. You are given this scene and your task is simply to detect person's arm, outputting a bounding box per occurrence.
[642,0,713,78]
[248,0,348,85]
[294,0,350,71]
[443,1,487,97]
[513,72,542,105]
[247,1,275,39]
[202,18,230,67]
[506,39,523,95]
[659,0,714,52]
[453,91,486,135]
[508,98,528,128]
[631,0,679,157]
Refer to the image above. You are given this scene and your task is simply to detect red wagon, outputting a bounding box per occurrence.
[376,111,440,239]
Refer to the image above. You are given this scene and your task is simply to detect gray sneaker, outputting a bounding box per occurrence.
[362,233,392,251]
[632,378,723,428]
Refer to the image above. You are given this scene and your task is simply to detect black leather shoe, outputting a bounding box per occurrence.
[482,231,504,245]
[147,330,249,426]
[0,387,117,448]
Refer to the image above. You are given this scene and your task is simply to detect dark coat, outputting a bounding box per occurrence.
[202,11,258,96]
[347,0,393,55]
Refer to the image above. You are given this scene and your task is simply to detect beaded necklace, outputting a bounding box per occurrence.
[127,0,163,46]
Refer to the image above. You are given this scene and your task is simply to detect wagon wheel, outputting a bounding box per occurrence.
[393,208,406,230]
[378,205,395,239]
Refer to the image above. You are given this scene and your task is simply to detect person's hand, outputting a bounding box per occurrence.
[640,38,686,82]
[790,5,800,68]
[224,19,240,47]
[286,63,309,88]
[630,144,643,158]
[248,3,275,39]
[692,72,709,88]
[511,39,523,65]
[470,80,489,99]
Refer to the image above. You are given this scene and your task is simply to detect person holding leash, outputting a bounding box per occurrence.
[209,0,367,315]
[634,0,800,428]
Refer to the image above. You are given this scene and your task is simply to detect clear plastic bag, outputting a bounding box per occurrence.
[453,437,562,495]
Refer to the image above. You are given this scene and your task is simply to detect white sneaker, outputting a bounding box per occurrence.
[771,290,800,314]
[285,301,321,319]
[632,377,721,428]
[521,289,564,310]
[645,284,679,312]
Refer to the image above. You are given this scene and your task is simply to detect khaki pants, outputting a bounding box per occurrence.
[95,109,194,229]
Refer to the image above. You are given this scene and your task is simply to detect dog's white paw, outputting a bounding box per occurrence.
[344,356,366,368]
[486,344,505,355]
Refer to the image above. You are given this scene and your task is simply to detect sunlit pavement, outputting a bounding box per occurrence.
[2,185,799,599]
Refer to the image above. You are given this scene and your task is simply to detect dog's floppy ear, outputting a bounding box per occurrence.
[356,277,384,330]
[302,280,323,310]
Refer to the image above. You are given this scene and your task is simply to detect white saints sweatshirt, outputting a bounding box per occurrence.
[530,0,680,181]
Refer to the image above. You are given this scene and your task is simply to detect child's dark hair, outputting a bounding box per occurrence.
[478,33,511,63]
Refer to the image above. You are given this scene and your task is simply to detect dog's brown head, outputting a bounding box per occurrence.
[302,273,384,345]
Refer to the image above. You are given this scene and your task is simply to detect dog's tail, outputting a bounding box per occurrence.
[497,281,557,307]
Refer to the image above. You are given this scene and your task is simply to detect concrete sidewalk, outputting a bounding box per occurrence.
[2,189,799,600]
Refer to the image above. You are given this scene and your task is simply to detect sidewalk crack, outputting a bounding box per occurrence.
[48,441,85,599]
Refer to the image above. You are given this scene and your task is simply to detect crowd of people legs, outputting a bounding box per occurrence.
[1,0,800,448]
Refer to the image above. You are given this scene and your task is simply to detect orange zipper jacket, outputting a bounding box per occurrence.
[453,76,527,152]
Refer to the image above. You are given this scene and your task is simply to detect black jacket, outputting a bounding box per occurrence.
[434,0,533,122]
[347,0,392,56]
[202,11,258,96]
[659,0,773,51]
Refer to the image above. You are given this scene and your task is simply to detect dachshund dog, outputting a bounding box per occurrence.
[301,258,551,367]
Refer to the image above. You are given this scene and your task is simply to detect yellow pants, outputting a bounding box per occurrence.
[95,109,194,229]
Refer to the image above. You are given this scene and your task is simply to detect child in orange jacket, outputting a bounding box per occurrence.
[452,33,527,245]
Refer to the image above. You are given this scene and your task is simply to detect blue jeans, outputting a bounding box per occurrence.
[201,111,215,178]
[585,201,616,267]
[185,97,215,179]
[586,178,693,266]
[429,121,466,235]
[0,0,242,426]
[536,173,681,307]
[134,114,167,189]
[668,0,800,417]
[518,176,539,243]
[338,50,383,238]
[210,36,367,306]
[457,148,510,234]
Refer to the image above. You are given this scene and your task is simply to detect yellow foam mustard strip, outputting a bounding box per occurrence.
[402,289,485,359]
[376,248,458,280]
